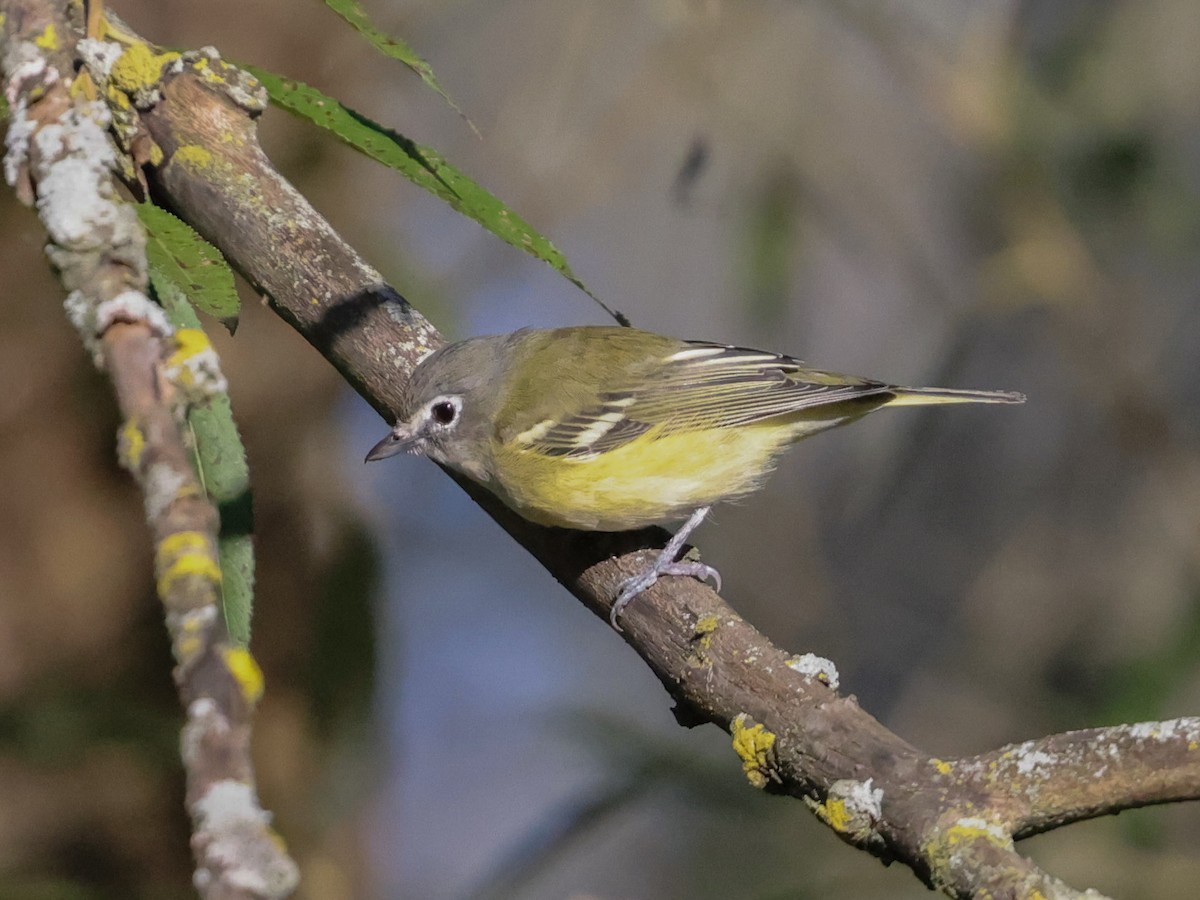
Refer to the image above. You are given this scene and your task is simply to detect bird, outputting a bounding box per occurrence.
[365,325,1024,629]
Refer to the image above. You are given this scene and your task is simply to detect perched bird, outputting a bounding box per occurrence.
[366,326,1024,628]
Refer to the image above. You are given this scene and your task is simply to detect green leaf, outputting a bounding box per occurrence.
[188,395,255,648]
[322,0,476,134]
[150,275,256,647]
[246,66,625,322]
[137,203,240,330]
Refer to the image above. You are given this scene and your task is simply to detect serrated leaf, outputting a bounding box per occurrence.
[152,279,256,647]
[188,396,255,647]
[322,0,476,134]
[137,203,240,329]
[245,66,624,322]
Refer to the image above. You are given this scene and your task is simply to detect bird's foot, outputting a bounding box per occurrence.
[610,555,722,631]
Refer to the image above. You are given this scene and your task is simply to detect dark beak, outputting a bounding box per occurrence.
[365,424,419,462]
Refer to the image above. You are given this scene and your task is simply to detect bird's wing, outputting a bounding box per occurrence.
[514,341,892,458]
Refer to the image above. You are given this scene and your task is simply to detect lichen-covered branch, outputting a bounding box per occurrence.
[0,2,296,897]
[974,718,1200,838]
[8,4,1198,898]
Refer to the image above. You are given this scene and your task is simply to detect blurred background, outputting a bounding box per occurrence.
[2,0,1199,897]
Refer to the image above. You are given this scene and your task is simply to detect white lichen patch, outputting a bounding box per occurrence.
[835,777,884,821]
[194,780,269,831]
[4,41,54,106]
[1012,745,1057,776]
[164,329,230,401]
[191,779,299,897]
[950,816,1010,845]
[96,290,172,336]
[170,603,219,632]
[33,103,121,248]
[77,38,125,78]
[786,653,840,690]
[64,290,103,364]
[3,97,36,186]
[1124,718,1200,743]
[69,289,173,370]
[168,345,229,397]
[143,461,189,520]
[181,697,224,767]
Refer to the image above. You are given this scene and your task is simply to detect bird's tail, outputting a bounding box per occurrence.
[886,386,1026,406]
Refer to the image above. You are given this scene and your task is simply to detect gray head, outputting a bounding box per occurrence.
[364,334,515,481]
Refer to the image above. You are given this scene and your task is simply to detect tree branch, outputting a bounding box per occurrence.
[0,3,297,897]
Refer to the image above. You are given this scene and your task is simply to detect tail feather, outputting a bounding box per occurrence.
[886,386,1026,407]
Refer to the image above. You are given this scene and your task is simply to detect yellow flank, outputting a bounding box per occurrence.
[494,421,797,530]
[221,646,265,704]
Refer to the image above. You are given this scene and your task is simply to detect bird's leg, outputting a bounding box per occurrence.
[610,506,722,630]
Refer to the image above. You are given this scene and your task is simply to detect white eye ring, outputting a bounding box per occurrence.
[427,395,462,427]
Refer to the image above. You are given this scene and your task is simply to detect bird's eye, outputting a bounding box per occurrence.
[430,400,457,425]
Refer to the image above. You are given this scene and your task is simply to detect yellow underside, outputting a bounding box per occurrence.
[490,420,812,530]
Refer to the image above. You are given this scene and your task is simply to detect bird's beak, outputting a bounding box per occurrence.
[365,422,421,462]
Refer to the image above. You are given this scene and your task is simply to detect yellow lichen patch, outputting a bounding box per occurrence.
[104,85,132,110]
[687,613,720,667]
[118,417,146,470]
[109,42,180,95]
[931,758,954,776]
[923,817,1015,887]
[693,614,719,644]
[221,646,265,705]
[156,530,222,597]
[34,23,58,50]
[177,633,202,665]
[1189,740,1198,752]
[174,607,215,666]
[929,819,1012,854]
[169,328,212,365]
[171,144,214,171]
[816,797,851,833]
[69,70,97,101]
[731,714,777,788]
